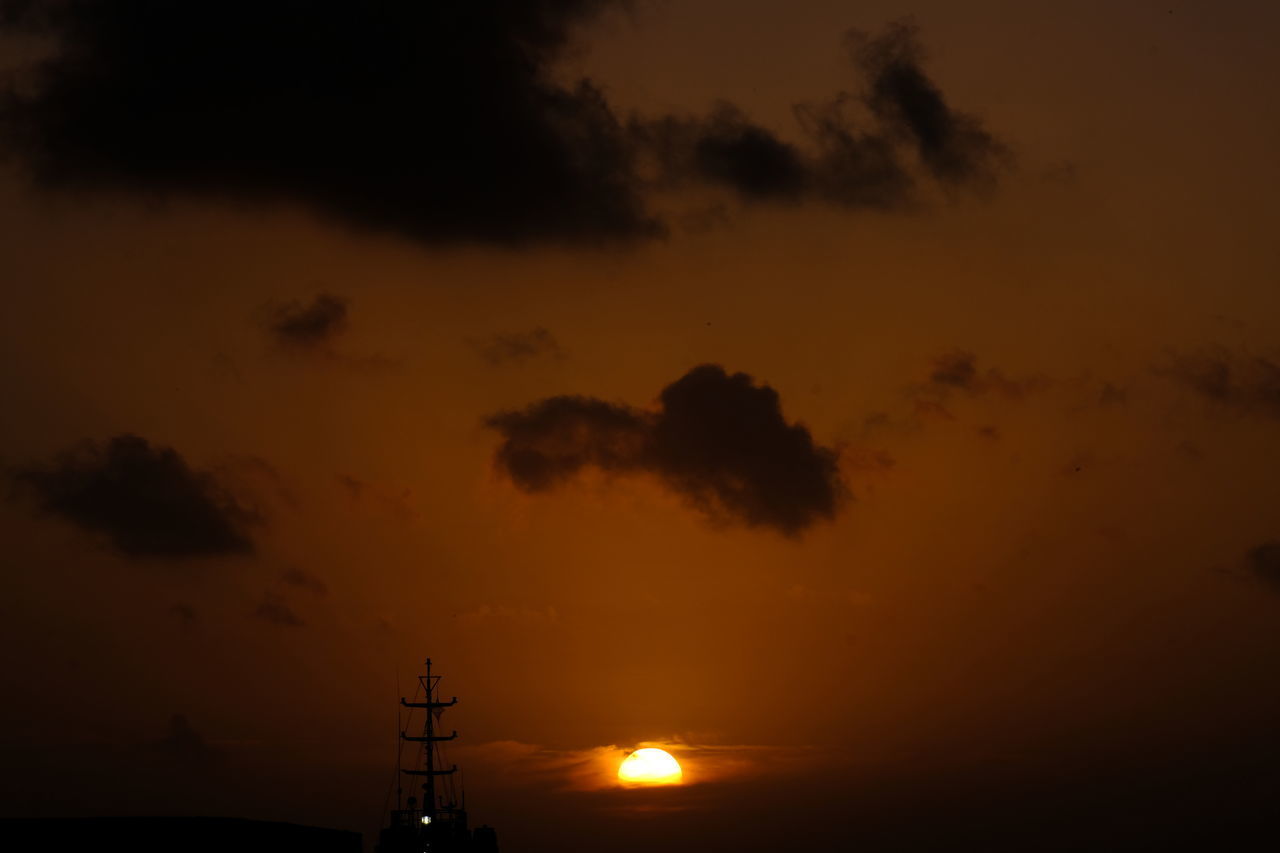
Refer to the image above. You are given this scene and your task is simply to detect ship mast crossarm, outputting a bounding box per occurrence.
[402,730,458,742]
[401,696,457,709]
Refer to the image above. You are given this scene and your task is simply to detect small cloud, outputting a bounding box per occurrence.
[1246,542,1280,591]
[334,474,415,521]
[213,454,297,512]
[930,349,980,389]
[170,603,197,627]
[1041,160,1079,184]
[1062,452,1091,475]
[469,327,566,366]
[1098,382,1128,407]
[458,739,824,793]
[635,21,1008,211]
[1158,346,1280,420]
[912,400,955,421]
[852,20,1010,188]
[280,568,327,596]
[336,473,365,499]
[211,351,244,383]
[9,435,257,558]
[267,292,349,350]
[840,447,895,474]
[1175,440,1205,461]
[925,349,1049,400]
[253,593,303,627]
[261,294,395,371]
[860,412,893,432]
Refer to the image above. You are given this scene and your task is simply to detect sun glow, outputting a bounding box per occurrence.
[617,747,683,786]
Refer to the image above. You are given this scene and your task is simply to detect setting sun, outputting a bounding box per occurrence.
[618,748,683,786]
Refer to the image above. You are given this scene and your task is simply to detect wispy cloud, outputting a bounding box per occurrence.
[456,739,825,793]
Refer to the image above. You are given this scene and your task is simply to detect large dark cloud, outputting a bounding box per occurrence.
[0,0,654,244]
[9,434,256,557]
[485,364,846,535]
[0,4,1005,243]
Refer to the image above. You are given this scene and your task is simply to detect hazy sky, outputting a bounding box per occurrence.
[3,2,1280,850]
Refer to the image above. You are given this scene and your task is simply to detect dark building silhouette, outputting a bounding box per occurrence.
[0,816,360,853]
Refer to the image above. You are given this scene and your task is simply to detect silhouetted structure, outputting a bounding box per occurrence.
[0,816,360,853]
[377,659,498,853]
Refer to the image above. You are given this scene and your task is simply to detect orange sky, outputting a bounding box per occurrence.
[3,2,1280,850]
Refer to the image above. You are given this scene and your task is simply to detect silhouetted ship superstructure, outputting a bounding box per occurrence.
[378,659,498,853]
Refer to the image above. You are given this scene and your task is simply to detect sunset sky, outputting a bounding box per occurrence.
[3,2,1280,850]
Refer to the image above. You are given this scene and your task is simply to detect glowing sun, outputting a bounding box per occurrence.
[618,747,683,786]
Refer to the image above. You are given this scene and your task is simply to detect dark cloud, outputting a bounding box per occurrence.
[470,327,566,366]
[267,293,348,349]
[930,349,981,389]
[635,22,1006,208]
[1063,452,1091,475]
[692,109,809,200]
[0,5,1004,243]
[0,0,654,245]
[841,447,895,474]
[648,366,846,533]
[852,20,1007,186]
[1176,439,1205,461]
[1159,347,1280,419]
[213,454,297,512]
[1098,382,1128,407]
[912,399,956,421]
[638,104,811,202]
[336,474,364,500]
[281,568,327,596]
[487,395,649,492]
[486,364,846,536]
[253,593,303,627]
[926,349,1048,400]
[334,473,416,521]
[9,434,256,557]
[1247,542,1280,590]
[170,603,197,627]
[264,295,398,370]
[1042,160,1079,184]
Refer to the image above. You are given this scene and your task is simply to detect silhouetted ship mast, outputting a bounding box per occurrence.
[378,659,498,853]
